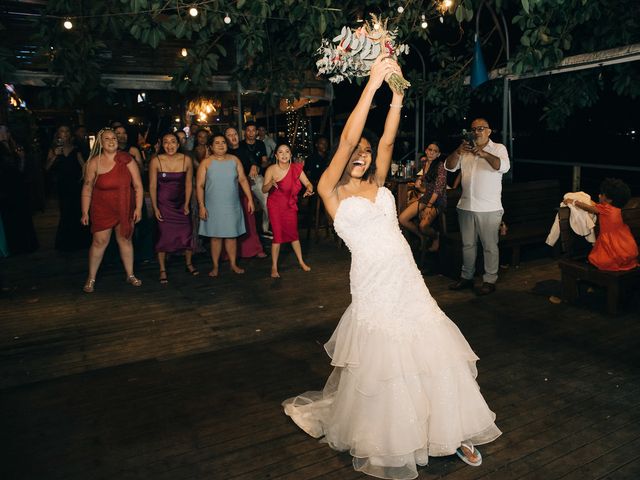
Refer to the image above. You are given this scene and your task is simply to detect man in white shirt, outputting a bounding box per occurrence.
[445,118,510,295]
[257,126,276,160]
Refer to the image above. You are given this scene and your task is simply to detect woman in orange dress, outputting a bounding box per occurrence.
[80,128,145,292]
[564,178,638,271]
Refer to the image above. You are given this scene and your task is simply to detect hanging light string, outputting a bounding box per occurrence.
[27,0,456,27]
[20,0,339,22]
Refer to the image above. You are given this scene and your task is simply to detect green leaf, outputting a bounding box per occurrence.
[464,7,473,22]
[319,13,327,35]
[175,20,186,38]
[455,6,464,23]
[522,0,530,14]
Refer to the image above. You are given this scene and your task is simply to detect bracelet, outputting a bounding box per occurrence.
[389,104,403,109]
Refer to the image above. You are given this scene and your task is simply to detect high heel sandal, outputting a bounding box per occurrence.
[126,274,143,287]
[83,279,95,293]
[159,270,168,284]
[185,264,200,276]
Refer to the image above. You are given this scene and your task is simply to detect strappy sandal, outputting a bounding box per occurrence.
[126,274,143,287]
[455,443,482,467]
[159,270,168,284]
[185,264,200,276]
[83,279,95,293]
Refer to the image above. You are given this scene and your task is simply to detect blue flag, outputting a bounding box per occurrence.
[471,35,489,89]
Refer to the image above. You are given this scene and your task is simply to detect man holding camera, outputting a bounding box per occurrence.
[445,118,510,295]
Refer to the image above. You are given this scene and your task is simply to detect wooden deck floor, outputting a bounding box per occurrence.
[1,208,639,479]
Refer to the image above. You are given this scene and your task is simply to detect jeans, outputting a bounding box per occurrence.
[457,208,503,284]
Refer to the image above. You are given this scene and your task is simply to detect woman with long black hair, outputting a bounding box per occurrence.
[282,57,500,479]
[399,142,446,252]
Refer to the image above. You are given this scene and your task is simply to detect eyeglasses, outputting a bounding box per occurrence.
[470,126,489,133]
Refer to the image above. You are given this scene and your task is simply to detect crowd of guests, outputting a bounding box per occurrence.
[1,117,637,295]
[74,121,326,292]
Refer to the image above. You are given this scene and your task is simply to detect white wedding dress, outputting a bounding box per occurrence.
[282,187,501,479]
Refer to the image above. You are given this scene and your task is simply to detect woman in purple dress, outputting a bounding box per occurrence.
[149,132,198,283]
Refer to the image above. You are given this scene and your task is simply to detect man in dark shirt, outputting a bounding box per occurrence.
[239,121,270,233]
[306,135,329,185]
[224,126,252,173]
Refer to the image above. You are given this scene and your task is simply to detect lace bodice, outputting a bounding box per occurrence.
[333,187,445,340]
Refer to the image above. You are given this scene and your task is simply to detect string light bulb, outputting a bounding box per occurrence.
[181,48,188,57]
[63,18,73,30]
[440,16,444,23]
[421,14,428,29]
[189,6,198,17]
[223,13,231,24]
[397,6,404,13]
[444,0,453,7]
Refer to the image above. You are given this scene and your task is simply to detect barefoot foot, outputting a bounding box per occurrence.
[299,263,311,272]
[231,265,245,274]
[208,267,219,277]
[271,268,280,278]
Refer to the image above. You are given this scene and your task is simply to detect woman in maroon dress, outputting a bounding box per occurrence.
[149,132,197,284]
[262,143,314,278]
[81,128,144,292]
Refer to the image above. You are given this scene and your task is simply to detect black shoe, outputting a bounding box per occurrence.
[474,282,496,296]
[449,278,474,290]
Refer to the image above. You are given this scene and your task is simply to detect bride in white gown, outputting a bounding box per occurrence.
[282,57,501,479]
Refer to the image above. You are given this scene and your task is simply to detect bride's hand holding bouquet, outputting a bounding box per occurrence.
[316,15,411,95]
[367,56,400,91]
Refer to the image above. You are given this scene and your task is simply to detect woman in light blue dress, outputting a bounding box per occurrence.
[196,134,255,277]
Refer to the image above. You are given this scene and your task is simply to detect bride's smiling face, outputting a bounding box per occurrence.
[347,137,373,179]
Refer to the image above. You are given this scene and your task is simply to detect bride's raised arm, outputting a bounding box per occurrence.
[375,63,404,186]
[318,57,396,209]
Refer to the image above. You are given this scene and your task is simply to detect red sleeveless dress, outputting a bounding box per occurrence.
[588,203,639,271]
[267,163,303,243]
[90,151,135,239]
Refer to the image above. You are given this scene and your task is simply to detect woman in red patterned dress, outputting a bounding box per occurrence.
[262,143,314,278]
[80,128,145,292]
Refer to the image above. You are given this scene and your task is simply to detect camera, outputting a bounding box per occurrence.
[461,129,475,148]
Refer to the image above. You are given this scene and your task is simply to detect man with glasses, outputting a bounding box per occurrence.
[445,118,510,295]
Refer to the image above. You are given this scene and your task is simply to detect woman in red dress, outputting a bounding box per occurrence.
[80,128,145,292]
[262,143,314,278]
[564,178,638,271]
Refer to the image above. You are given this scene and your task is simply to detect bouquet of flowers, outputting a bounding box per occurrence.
[316,14,411,94]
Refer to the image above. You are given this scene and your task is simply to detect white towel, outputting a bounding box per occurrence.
[546,191,597,246]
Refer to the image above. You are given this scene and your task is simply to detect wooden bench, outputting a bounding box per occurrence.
[558,197,640,315]
[438,180,561,278]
